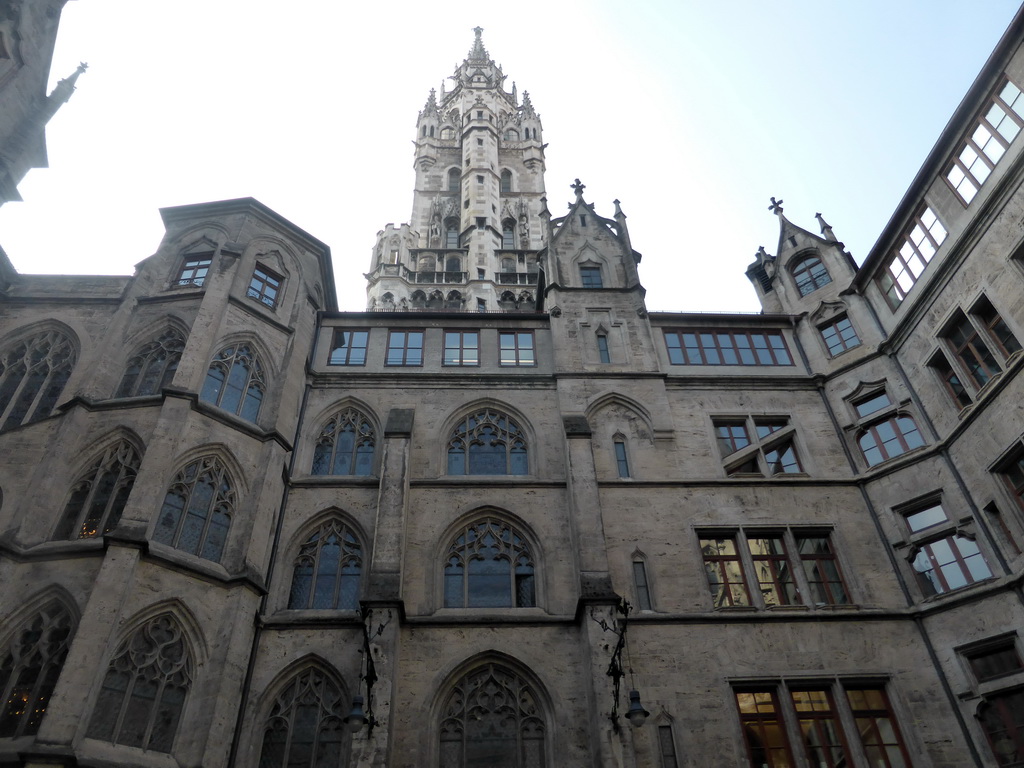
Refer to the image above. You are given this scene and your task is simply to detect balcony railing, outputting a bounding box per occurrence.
[495,272,539,285]
[415,271,467,284]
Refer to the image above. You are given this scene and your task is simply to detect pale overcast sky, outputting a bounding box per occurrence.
[0,1,1021,312]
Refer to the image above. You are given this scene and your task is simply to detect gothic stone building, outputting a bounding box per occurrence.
[5,14,1024,768]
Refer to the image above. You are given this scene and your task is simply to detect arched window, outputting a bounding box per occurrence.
[200,344,264,422]
[502,220,516,250]
[791,254,831,296]
[445,255,462,273]
[445,221,460,250]
[259,667,347,767]
[441,127,455,141]
[446,290,463,309]
[439,662,545,766]
[447,168,460,192]
[444,517,535,608]
[0,600,74,738]
[154,455,234,562]
[288,519,362,610]
[447,409,528,475]
[858,415,925,467]
[0,329,76,432]
[500,170,512,194]
[117,328,185,397]
[54,440,140,539]
[86,614,191,753]
[312,408,375,476]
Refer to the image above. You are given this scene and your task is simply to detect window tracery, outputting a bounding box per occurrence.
[0,601,74,738]
[447,409,528,475]
[312,408,375,476]
[55,440,140,539]
[154,455,234,563]
[439,662,545,767]
[259,667,347,768]
[86,614,191,753]
[444,518,536,608]
[117,328,185,397]
[200,344,265,422]
[0,330,76,432]
[288,519,362,610]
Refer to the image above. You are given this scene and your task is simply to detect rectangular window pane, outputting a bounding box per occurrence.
[614,441,630,478]
[797,535,849,605]
[791,689,852,768]
[700,536,750,607]
[663,329,792,366]
[444,331,479,366]
[735,690,794,768]
[329,330,369,366]
[845,687,910,768]
[747,535,798,606]
[386,330,424,366]
[633,561,652,611]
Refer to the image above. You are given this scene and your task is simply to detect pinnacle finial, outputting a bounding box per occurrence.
[613,199,624,217]
[469,26,488,60]
[768,197,784,215]
[571,179,586,198]
[815,212,837,242]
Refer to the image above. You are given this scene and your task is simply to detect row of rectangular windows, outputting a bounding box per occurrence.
[329,329,537,367]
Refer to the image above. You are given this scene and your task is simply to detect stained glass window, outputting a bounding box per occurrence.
[288,520,362,611]
[154,455,234,563]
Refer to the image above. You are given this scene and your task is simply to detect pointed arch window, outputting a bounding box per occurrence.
[312,408,375,476]
[86,614,191,753]
[0,329,76,432]
[448,168,460,192]
[500,170,512,194]
[54,441,140,539]
[502,220,516,250]
[201,344,265,422]
[791,254,831,296]
[117,328,185,397]
[260,667,348,768]
[439,662,545,767]
[444,518,536,608]
[288,519,362,610]
[0,601,74,739]
[447,409,528,475]
[154,455,234,562]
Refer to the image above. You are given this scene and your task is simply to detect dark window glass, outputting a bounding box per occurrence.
[328,330,369,366]
[86,615,191,753]
[201,344,264,422]
[658,725,678,768]
[844,687,911,768]
[448,409,528,476]
[288,519,362,611]
[930,353,973,409]
[444,519,535,608]
[980,689,1024,767]
[792,255,831,296]
[791,689,853,768]
[946,311,1001,387]
[499,332,535,366]
[500,170,512,193]
[259,668,347,768]
[663,330,791,366]
[0,330,76,432]
[154,455,233,563]
[311,408,375,476]
[820,316,860,356]
[177,256,211,286]
[439,663,545,767]
[444,331,479,366]
[0,601,73,739]
[580,266,603,288]
[735,690,794,768]
[247,265,283,308]
[597,334,611,363]
[968,644,1024,682]
[386,331,424,366]
[54,441,140,539]
[633,560,652,611]
[796,535,849,605]
[117,329,185,397]
[614,441,630,478]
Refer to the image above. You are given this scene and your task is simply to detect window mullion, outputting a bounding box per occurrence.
[735,534,763,609]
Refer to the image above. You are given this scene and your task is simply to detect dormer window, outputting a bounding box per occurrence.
[580,266,603,288]
[791,254,831,296]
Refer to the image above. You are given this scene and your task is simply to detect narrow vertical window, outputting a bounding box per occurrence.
[844,687,911,768]
[700,536,750,607]
[500,169,512,193]
[735,690,794,768]
[929,352,973,409]
[597,333,611,363]
[259,668,348,767]
[154,455,234,563]
[614,440,630,478]
[790,689,852,767]
[796,535,849,605]
[658,725,679,768]
[0,601,74,738]
[54,441,140,539]
[201,344,264,422]
[86,615,191,753]
[944,311,1001,387]
[445,221,460,249]
[747,535,798,606]
[979,691,1024,766]
[447,168,460,192]
[633,560,652,611]
[502,221,515,249]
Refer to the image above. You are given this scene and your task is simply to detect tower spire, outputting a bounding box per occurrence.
[468,26,488,61]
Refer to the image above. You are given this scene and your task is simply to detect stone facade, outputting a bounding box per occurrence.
[3,17,1024,768]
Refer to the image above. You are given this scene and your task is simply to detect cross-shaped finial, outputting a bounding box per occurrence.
[768,197,784,215]
[571,179,586,197]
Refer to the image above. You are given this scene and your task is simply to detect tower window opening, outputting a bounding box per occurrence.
[477,138,483,147]
[421,126,426,137]
[477,111,483,119]
[430,126,435,137]
[502,222,515,250]
[597,333,611,363]
[445,222,460,249]
[580,214,587,227]
[477,175,484,184]
[448,168,460,192]
[501,170,512,193]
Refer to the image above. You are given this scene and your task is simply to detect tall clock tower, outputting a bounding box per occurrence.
[366,28,547,312]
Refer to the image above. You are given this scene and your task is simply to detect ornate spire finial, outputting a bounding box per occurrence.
[756,245,772,262]
[815,212,837,242]
[571,179,586,198]
[768,197,784,215]
[468,26,488,60]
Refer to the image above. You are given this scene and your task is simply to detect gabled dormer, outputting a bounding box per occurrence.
[746,198,857,314]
